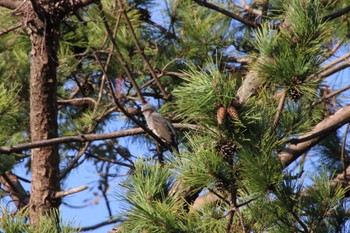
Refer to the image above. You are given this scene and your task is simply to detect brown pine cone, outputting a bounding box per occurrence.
[227,105,240,121]
[217,105,227,125]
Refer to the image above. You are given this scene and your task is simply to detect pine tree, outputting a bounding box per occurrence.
[1,0,350,232]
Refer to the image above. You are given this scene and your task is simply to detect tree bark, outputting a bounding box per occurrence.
[28,13,60,224]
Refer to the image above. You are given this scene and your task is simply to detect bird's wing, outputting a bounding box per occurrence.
[151,113,176,143]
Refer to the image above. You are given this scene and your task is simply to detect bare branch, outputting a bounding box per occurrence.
[322,51,350,71]
[54,185,88,198]
[80,218,122,232]
[279,105,350,166]
[315,61,350,81]
[58,97,97,107]
[88,154,134,168]
[0,124,200,154]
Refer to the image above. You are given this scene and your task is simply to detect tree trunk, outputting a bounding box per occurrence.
[28,15,60,224]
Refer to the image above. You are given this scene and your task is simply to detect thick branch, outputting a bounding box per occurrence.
[0,124,200,154]
[0,0,21,10]
[279,105,350,167]
[0,171,29,209]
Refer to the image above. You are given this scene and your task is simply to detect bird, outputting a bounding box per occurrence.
[141,103,179,153]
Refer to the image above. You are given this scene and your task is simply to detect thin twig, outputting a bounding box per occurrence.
[239,0,262,16]
[88,154,134,168]
[312,84,350,106]
[140,58,180,89]
[225,208,234,233]
[54,185,88,198]
[236,196,258,208]
[60,142,91,179]
[117,0,169,99]
[314,61,350,82]
[79,218,122,232]
[290,209,309,233]
[208,188,230,205]
[321,51,350,71]
[102,164,112,217]
[233,205,245,233]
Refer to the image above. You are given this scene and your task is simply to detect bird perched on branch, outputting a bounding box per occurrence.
[141,103,179,153]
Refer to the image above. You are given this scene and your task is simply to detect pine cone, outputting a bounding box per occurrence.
[216,105,227,125]
[220,142,236,157]
[215,140,237,163]
[227,105,240,121]
[289,87,302,100]
[292,76,303,85]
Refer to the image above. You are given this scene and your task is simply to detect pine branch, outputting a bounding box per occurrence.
[323,5,350,21]
[280,105,350,167]
[117,0,170,99]
[97,2,146,104]
[193,0,257,28]
[93,52,174,152]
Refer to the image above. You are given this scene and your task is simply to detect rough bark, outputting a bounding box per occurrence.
[27,12,60,223]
